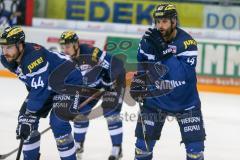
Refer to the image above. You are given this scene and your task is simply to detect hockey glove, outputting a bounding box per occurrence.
[143,28,173,60]
[16,112,38,140]
[130,73,148,102]
[130,69,173,101]
[102,90,119,109]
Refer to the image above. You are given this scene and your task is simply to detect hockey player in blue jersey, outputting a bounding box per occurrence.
[58,31,125,160]
[130,4,206,160]
[0,26,80,160]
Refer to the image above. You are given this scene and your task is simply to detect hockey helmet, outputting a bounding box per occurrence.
[0,26,25,45]
[153,3,177,20]
[59,31,79,45]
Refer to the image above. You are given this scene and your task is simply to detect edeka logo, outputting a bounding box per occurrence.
[66,0,155,24]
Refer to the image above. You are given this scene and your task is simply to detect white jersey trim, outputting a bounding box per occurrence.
[101,79,115,86]
[88,78,102,87]
[23,140,40,151]
[99,51,106,64]
[59,145,76,158]
[100,59,110,69]
[139,48,155,60]
[109,127,123,136]
[50,51,70,60]
[176,50,198,57]
[74,127,88,134]
[184,106,196,111]
[19,62,49,79]
[26,62,49,77]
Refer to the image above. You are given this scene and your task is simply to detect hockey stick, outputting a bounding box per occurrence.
[73,88,105,122]
[16,139,24,160]
[78,88,105,109]
[0,127,51,159]
[138,102,150,152]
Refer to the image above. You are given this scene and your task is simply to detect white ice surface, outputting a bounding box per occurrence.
[0,77,239,160]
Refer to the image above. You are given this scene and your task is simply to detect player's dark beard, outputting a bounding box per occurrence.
[161,24,174,39]
[166,27,174,38]
[5,50,20,63]
[160,24,175,43]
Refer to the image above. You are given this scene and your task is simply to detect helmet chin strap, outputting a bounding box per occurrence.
[13,43,23,63]
[167,18,175,34]
[72,43,80,59]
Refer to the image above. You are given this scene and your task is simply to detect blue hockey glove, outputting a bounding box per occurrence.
[16,112,38,140]
[143,28,173,60]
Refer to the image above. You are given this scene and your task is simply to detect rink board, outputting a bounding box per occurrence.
[1,27,240,94]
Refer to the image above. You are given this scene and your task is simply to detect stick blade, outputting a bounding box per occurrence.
[0,154,8,159]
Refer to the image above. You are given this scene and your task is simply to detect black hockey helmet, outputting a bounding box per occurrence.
[59,31,79,45]
[153,3,177,20]
[0,26,25,45]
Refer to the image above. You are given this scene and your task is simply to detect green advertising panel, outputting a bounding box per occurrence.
[197,42,240,78]
[106,36,240,78]
[106,36,140,71]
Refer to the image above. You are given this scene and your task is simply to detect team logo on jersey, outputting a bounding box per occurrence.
[183,39,197,49]
[92,48,100,62]
[33,44,42,50]
[144,120,155,126]
[27,57,44,73]
[53,95,71,101]
[16,66,24,77]
[79,64,92,76]
[80,64,92,72]
[155,80,186,90]
[168,45,177,54]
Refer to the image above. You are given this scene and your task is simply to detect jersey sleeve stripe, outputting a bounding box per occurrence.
[23,62,49,78]
[99,51,106,63]
[176,50,198,57]
[101,79,115,86]
[51,51,70,60]
[139,48,155,60]
[101,59,110,69]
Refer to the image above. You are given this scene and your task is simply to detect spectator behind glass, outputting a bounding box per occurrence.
[0,9,12,26]
[14,0,26,25]
[0,0,26,26]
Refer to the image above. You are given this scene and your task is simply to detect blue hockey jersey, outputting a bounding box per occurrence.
[137,27,201,112]
[48,44,125,115]
[0,43,82,113]
[74,44,125,90]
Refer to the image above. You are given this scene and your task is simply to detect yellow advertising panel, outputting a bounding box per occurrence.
[47,0,66,19]
[46,0,204,27]
[177,3,203,28]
